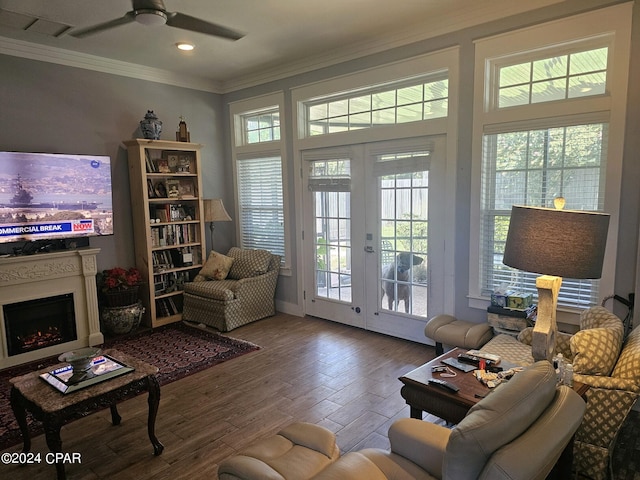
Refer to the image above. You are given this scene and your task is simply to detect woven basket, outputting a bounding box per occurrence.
[103,286,140,307]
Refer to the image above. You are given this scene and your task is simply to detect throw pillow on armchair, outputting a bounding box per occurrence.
[195,250,234,281]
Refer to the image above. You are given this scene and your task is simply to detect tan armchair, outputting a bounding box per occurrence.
[481,306,640,479]
[183,247,280,331]
[218,362,586,480]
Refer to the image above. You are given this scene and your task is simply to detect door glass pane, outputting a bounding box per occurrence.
[380,168,428,316]
[310,159,351,303]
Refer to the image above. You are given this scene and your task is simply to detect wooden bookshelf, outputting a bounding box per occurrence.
[125,139,206,327]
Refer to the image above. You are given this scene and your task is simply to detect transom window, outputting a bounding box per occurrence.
[240,107,280,145]
[497,47,608,108]
[304,75,448,136]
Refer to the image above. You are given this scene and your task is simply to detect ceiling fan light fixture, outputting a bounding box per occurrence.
[134,9,167,26]
[176,42,195,51]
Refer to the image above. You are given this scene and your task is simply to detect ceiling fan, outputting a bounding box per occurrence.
[69,0,244,40]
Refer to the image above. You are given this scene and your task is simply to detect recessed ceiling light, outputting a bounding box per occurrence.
[176,43,195,51]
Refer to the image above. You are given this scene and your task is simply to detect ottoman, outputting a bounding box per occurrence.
[425,314,493,355]
[218,422,340,480]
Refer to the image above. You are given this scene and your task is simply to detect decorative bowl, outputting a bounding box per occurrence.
[59,347,102,382]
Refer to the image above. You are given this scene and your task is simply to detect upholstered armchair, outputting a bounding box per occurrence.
[481,306,640,480]
[218,362,586,480]
[183,247,280,331]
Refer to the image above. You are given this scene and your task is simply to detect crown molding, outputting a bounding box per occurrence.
[0,0,564,94]
[0,36,223,93]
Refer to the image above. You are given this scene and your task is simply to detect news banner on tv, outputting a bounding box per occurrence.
[0,219,95,239]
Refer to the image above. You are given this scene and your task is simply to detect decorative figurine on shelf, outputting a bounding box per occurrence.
[176,116,191,142]
[140,110,162,140]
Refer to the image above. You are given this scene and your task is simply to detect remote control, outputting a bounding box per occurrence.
[458,353,494,367]
[428,378,460,393]
[466,350,501,364]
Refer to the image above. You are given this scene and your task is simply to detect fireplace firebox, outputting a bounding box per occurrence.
[3,293,77,357]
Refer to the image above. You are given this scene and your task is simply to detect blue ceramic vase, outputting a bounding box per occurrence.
[140,110,162,140]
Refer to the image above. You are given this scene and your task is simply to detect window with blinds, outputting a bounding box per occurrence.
[236,156,285,256]
[471,4,630,314]
[480,123,608,307]
[231,93,288,270]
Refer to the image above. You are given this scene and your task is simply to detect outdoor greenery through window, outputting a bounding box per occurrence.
[481,123,607,306]
[242,109,280,144]
[309,158,352,301]
[497,47,608,108]
[304,75,448,136]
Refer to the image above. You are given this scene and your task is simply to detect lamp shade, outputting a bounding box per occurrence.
[203,199,232,223]
[503,205,610,279]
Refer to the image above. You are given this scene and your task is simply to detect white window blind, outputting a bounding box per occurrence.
[480,123,608,307]
[236,156,285,257]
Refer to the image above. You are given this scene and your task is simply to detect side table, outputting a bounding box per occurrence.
[9,349,163,480]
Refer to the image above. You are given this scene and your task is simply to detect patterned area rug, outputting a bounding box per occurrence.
[0,322,259,451]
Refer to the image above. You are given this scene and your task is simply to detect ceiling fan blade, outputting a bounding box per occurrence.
[69,12,136,38]
[133,0,167,10]
[166,12,244,41]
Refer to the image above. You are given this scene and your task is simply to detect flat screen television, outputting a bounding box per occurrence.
[0,151,113,247]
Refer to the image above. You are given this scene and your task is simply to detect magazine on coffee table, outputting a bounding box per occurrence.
[40,355,134,394]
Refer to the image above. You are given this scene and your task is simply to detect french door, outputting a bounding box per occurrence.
[302,137,446,343]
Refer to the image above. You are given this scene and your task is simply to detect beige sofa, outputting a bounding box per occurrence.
[183,247,280,331]
[218,362,585,480]
[481,306,640,480]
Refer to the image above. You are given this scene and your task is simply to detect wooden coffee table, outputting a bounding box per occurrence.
[399,348,589,423]
[9,349,163,480]
[399,348,491,423]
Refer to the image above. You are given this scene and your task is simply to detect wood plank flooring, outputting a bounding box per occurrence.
[1,313,435,479]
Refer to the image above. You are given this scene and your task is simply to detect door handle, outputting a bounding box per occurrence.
[364,246,374,253]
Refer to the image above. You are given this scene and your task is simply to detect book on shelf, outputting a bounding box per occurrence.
[40,355,134,394]
[145,150,156,173]
[155,297,180,317]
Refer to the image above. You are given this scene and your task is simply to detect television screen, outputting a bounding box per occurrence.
[0,151,113,245]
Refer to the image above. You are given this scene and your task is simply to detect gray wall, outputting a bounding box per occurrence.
[0,55,232,270]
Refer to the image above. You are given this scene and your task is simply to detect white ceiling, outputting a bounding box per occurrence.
[0,0,563,93]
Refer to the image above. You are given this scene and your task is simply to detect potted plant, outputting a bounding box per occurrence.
[98,267,143,307]
[97,267,145,335]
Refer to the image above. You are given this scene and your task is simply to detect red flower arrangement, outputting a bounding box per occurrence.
[97,267,143,307]
[99,267,142,293]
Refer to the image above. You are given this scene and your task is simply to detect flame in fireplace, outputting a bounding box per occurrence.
[17,326,64,352]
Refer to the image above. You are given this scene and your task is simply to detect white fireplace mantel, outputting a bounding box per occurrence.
[0,248,103,369]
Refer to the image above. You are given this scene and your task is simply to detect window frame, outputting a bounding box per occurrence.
[469,4,631,325]
[230,92,291,275]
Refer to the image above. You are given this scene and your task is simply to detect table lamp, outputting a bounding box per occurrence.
[203,198,232,250]
[502,201,610,362]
